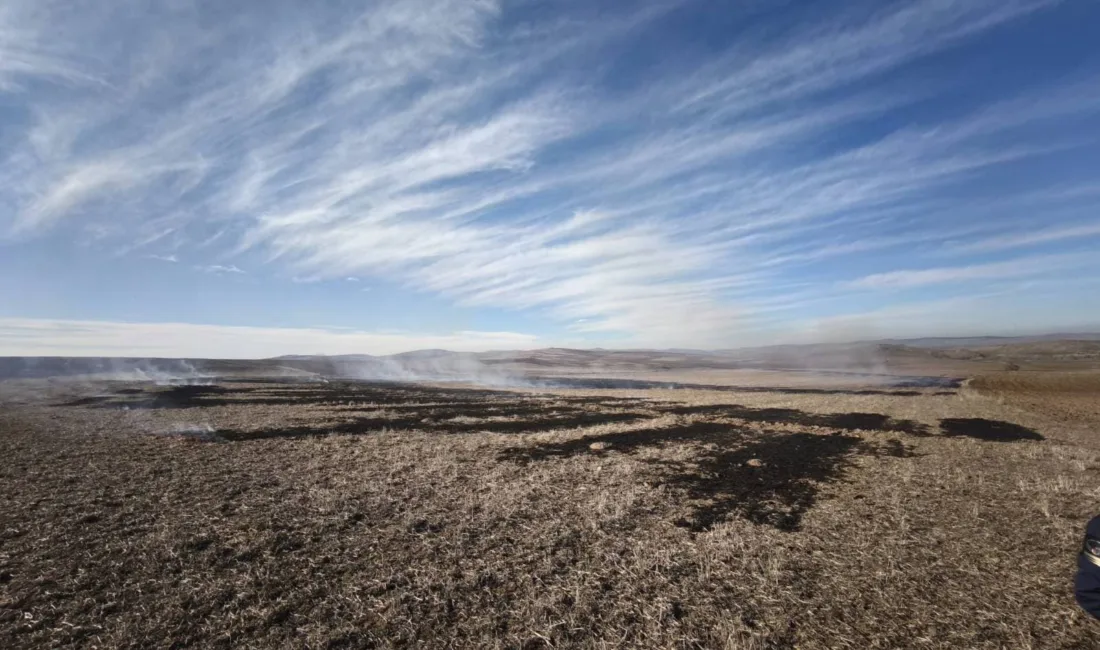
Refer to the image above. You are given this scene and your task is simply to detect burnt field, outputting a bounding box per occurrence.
[2,377,1100,648]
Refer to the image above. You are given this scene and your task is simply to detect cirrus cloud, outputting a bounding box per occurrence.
[1,0,1098,350]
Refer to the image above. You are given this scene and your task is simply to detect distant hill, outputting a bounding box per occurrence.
[877,334,1100,348]
[916,340,1100,364]
[3,332,1098,381]
[0,357,312,381]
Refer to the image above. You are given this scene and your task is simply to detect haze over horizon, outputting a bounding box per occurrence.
[3,0,1100,357]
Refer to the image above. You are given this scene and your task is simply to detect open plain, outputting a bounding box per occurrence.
[2,344,1100,649]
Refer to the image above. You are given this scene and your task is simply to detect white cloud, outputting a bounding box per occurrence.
[952,222,1100,253]
[0,317,543,358]
[848,253,1092,289]
[786,284,1100,343]
[200,264,245,274]
[15,161,132,230]
[0,2,101,90]
[0,0,1097,347]
[671,0,1059,119]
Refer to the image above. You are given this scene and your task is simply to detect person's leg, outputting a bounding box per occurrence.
[1075,516,1100,619]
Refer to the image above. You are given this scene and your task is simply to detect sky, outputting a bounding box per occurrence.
[2,0,1100,357]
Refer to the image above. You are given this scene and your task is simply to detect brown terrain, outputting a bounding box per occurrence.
[2,339,1100,648]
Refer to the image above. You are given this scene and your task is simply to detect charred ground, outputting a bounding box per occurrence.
[1,375,1098,648]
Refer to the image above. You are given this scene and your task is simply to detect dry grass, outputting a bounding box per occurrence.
[2,378,1100,648]
[968,371,1100,442]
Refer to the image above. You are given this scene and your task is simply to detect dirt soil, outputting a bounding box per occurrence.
[967,371,1100,438]
[2,376,1100,649]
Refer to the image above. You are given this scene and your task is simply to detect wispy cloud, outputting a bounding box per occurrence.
[0,3,101,90]
[951,222,1100,253]
[784,283,1100,343]
[1,0,1098,348]
[849,253,1091,289]
[200,264,245,275]
[671,0,1059,119]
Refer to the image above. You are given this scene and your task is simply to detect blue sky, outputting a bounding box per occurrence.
[2,0,1100,357]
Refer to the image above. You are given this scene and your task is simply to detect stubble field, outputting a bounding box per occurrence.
[2,371,1100,649]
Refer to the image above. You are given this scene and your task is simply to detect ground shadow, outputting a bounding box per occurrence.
[216,410,652,442]
[530,376,960,396]
[59,382,519,410]
[939,418,1044,442]
[62,382,1037,447]
[667,433,865,531]
[63,381,1039,533]
[59,385,237,409]
[500,423,908,532]
[57,377,957,414]
[497,421,731,462]
[661,404,932,435]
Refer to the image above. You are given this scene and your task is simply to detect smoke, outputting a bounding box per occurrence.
[330,352,534,387]
[0,343,952,398]
[0,357,215,384]
[327,346,906,389]
[722,343,892,376]
[155,423,223,442]
[0,353,533,393]
[100,359,215,385]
